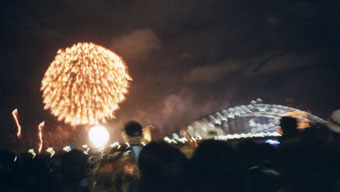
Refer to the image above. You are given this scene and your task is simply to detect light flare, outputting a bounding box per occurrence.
[38,121,45,154]
[41,42,132,126]
[143,127,152,142]
[89,125,110,149]
[63,146,72,152]
[12,108,21,138]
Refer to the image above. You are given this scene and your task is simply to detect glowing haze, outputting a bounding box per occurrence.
[41,42,132,126]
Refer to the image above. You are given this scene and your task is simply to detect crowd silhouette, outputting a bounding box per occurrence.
[1,111,340,192]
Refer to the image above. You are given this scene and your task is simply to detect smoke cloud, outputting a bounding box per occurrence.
[111,28,161,60]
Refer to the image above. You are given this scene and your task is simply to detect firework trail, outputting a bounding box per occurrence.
[38,121,45,154]
[12,108,21,138]
[41,42,132,126]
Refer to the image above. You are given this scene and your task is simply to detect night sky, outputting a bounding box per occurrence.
[1,0,340,152]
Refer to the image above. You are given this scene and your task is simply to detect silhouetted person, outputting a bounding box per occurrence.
[280,116,299,142]
[0,150,16,191]
[184,140,244,192]
[124,121,143,138]
[90,121,143,192]
[280,116,299,139]
[326,109,340,191]
[138,141,188,192]
[273,113,340,191]
[59,149,90,192]
[235,140,281,192]
[274,137,338,192]
[123,121,144,161]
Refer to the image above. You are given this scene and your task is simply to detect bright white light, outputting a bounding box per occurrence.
[46,147,55,158]
[265,139,280,145]
[63,146,72,152]
[89,125,110,149]
[28,149,36,159]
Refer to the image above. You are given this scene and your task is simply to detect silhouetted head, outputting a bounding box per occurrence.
[138,141,187,178]
[187,140,243,192]
[138,142,188,192]
[124,121,143,137]
[280,116,298,137]
[60,149,89,183]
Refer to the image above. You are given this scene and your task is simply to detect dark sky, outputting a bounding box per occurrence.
[1,0,340,152]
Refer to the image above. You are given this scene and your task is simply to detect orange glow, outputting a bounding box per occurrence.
[181,127,198,147]
[181,127,192,141]
[285,111,310,129]
[12,108,21,138]
[41,42,132,126]
[143,127,152,142]
[38,121,45,154]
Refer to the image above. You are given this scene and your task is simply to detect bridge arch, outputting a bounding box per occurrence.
[182,103,325,140]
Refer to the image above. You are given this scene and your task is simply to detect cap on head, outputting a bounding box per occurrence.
[124,121,142,137]
[327,110,340,133]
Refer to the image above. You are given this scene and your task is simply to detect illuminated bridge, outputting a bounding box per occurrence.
[172,101,325,140]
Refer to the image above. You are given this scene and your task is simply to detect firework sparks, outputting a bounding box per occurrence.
[82,144,90,155]
[63,146,72,152]
[41,42,132,126]
[109,142,121,149]
[38,121,45,154]
[46,147,55,158]
[28,149,36,159]
[12,108,21,138]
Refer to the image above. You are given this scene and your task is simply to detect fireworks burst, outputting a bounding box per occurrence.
[12,108,21,138]
[41,42,132,126]
[38,121,45,154]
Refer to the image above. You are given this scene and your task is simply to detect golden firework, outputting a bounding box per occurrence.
[41,42,132,126]
[12,108,22,138]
